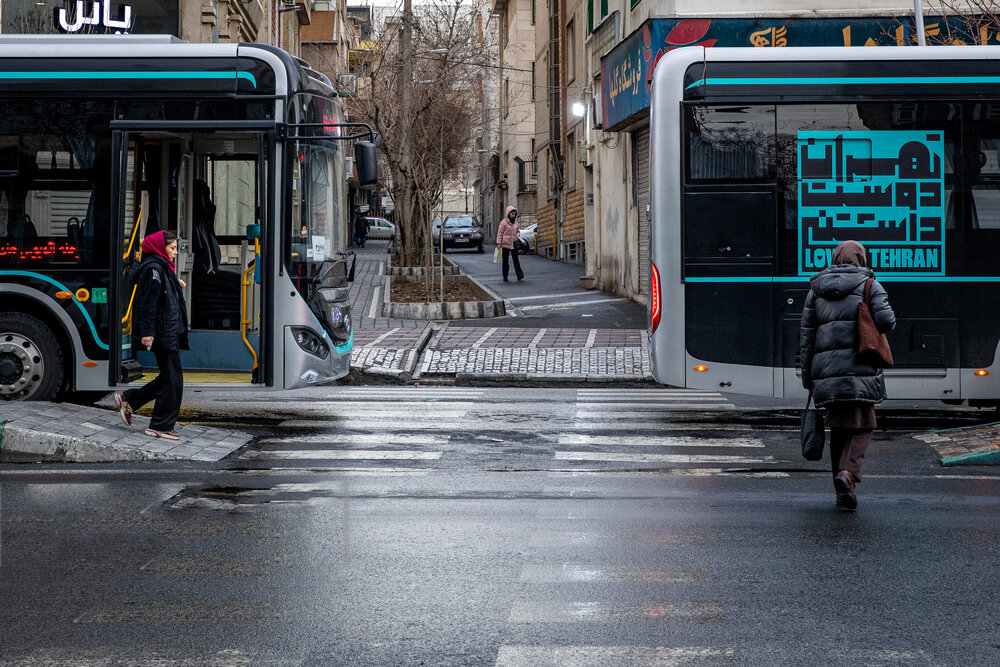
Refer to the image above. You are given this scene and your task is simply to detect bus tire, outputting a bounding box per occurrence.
[0,313,64,402]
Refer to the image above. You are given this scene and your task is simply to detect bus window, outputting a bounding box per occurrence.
[686,105,774,183]
[0,101,112,269]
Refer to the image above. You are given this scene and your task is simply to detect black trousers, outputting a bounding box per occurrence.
[502,247,523,280]
[123,345,184,431]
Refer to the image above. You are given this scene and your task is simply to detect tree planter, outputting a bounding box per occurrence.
[382,275,506,319]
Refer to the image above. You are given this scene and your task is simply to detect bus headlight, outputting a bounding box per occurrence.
[309,287,352,342]
[291,326,329,359]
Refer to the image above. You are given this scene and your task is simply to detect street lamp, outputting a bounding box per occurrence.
[571,101,586,118]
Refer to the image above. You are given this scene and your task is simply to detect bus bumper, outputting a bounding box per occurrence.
[283,327,353,389]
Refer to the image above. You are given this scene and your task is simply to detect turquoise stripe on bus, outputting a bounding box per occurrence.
[685,276,1000,283]
[0,270,109,350]
[686,75,1000,90]
[0,71,257,89]
[333,330,354,355]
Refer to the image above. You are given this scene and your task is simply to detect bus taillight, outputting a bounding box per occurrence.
[650,262,661,333]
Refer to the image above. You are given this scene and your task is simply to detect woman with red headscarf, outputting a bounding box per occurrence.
[114,230,190,440]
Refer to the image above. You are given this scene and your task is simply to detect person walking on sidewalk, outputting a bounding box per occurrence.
[114,230,190,441]
[496,205,524,282]
[799,240,895,510]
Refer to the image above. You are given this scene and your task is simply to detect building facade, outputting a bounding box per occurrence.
[502,1,984,304]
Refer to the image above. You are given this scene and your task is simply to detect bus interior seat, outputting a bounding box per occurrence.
[9,214,37,243]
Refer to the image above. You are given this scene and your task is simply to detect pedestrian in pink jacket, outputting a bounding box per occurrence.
[496,205,524,281]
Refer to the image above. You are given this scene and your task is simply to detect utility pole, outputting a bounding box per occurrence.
[399,0,413,262]
[914,0,926,46]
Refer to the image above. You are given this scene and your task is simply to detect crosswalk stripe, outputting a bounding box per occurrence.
[257,434,449,445]
[519,564,710,583]
[554,452,774,464]
[575,398,728,404]
[575,406,735,416]
[495,646,734,666]
[557,435,764,448]
[278,419,751,431]
[507,602,724,623]
[242,450,442,460]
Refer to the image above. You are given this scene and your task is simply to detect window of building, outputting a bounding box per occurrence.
[531,0,536,25]
[504,78,510,118]
[566,20,576,83]
[531,62,536,101]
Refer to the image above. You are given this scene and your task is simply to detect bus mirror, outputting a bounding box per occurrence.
[355,141,378,186]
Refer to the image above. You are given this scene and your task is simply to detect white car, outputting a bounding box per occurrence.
[365,216,395,240]
[518,223,536,253]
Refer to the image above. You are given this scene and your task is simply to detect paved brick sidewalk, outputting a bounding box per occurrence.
[345,242,649,383]
[0,401,251,463]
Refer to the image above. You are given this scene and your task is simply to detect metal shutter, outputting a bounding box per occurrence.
[635,127,650,296]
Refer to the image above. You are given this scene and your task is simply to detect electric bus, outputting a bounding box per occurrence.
[650,45,1000,404]
[0,35,377,401]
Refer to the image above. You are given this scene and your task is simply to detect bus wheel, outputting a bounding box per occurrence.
[0,313,64,402]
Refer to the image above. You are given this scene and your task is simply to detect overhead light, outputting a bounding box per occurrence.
[571,101,586,118]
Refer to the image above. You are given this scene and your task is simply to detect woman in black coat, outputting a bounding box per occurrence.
[114,230,190,440]
[800,240,895,510]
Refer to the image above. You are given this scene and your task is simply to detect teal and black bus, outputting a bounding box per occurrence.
[0,35,376,401]
[650,45,1000,404]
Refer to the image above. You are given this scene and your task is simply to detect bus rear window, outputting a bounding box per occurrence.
[686,105,775,183]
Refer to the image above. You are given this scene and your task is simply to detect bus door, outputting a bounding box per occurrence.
[110,125,272,387]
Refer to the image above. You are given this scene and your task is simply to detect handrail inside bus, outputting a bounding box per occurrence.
[121,206,143,325]
[241,238,260,371]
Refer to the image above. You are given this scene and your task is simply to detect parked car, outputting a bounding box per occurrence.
[440,214,484,252]
[365,216,395,241]
[518,223,536,253]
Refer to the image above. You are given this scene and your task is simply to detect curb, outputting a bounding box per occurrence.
[941,446,1000,466]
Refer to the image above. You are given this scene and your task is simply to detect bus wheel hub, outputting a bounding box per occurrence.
[0,334,42,398]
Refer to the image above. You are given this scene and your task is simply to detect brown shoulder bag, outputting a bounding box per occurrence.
[857,278,893,368]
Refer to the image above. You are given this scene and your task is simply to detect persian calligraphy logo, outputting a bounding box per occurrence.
[797,131,945,277]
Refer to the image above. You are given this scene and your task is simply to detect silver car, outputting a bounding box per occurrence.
[365,216,395,241]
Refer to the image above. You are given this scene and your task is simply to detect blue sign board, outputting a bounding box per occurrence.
[601,15,992,131]
[797,131,945,277]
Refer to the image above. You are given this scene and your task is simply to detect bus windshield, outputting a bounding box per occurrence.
[289,140,346,293]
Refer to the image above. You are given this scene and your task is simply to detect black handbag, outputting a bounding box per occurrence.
[800,392,825,461]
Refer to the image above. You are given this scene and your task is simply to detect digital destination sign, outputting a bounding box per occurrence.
[797,130,946,277]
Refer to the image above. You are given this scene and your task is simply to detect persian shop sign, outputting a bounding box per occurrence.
[1,0,178,36]
[798,131,945,277]
[601,16,992,131]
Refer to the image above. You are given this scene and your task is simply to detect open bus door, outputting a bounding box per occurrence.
[110,125,271,388]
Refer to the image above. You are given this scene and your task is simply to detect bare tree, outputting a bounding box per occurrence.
[350,0,492,270]
[906,2,1000,44]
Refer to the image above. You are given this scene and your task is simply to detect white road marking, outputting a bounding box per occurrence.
[241,450,442,460]
[528,328,547,348]
[364,327,400,347]
[576,397,728,405]
[519,297,627,310]
[557,435,765,448]
[495,645,734,667]
[507,602,724,623]
[472,327,498,349]
[367,285,381,318]
[507,292,593,302]
[519,563,708,583]
[575,406,735,416]
[258,434,450,445]
[585,329,597,348]
[554,452,774,464]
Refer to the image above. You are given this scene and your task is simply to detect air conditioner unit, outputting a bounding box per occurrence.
[591,94,603,130]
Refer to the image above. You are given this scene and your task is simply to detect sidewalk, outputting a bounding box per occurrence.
[0,400,250,463]
[346,241,651,384]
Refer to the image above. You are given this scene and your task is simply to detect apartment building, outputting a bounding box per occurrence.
[512,1,983,304]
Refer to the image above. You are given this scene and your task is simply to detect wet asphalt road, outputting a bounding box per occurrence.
[2,387,1000,666]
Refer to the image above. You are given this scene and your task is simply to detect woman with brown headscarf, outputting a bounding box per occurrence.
[800,240,895,510]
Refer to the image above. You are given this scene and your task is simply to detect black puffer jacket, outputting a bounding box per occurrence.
[132,255,189,352]
[800,265,895,406]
